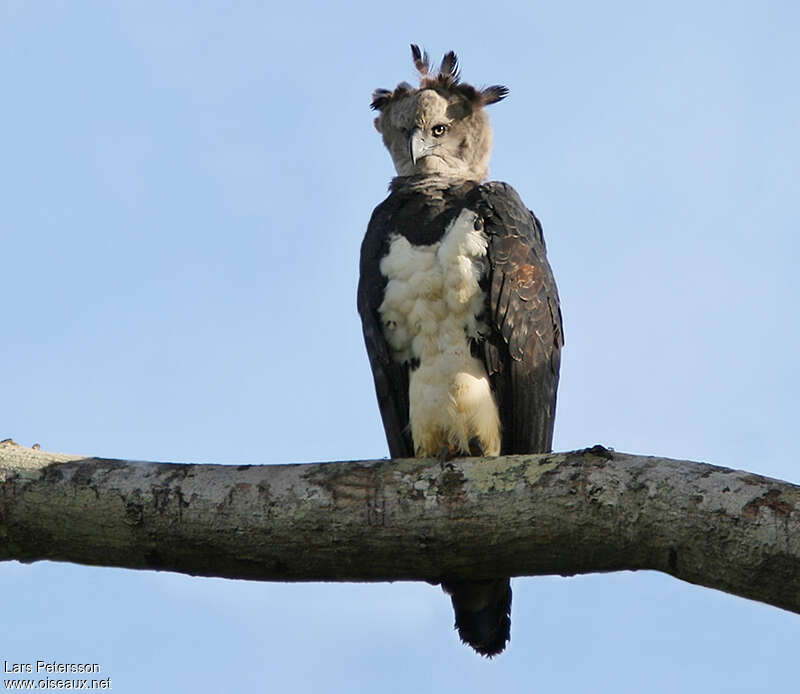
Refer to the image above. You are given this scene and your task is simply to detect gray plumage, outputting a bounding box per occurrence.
[359,45,563,657]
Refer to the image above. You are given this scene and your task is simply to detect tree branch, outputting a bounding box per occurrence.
[1,440,798,614]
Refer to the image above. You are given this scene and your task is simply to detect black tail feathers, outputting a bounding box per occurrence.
[442,578,512,657]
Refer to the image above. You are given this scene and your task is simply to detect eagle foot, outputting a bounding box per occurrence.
[437,446,453,466]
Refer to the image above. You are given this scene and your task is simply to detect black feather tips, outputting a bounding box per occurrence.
[410,43,430,75]
[413,45,459,85]
[438,50,460,82]
[481,84,509,105]
[370,44,508,111]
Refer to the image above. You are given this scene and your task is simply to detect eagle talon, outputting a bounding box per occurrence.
[468,437,485,457]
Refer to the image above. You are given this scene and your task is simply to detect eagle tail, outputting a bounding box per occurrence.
[442,578,512,657]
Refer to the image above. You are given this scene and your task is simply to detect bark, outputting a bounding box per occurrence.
[1,440,798,615]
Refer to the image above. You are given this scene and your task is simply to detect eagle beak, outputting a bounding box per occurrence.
[409,128,426,166]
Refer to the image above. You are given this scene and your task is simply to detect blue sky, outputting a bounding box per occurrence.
[2,1,798,691]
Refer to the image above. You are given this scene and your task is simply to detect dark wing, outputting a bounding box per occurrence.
[357,198,414,459]
[476,182,564,455]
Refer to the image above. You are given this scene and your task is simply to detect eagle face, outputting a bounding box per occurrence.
[371,46,508,182]
[374,88,493,181]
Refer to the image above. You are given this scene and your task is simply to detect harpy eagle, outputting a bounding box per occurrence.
[357,46,563,656]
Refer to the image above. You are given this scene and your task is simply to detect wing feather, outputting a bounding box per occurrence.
[476,182,564,455]
[357,197,414,459]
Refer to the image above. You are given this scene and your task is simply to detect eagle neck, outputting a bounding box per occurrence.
[389,174,482,196]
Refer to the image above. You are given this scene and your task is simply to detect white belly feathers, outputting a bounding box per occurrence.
[378,208,501,457]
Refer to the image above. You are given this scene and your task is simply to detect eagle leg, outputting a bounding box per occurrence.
[437,445,453,465]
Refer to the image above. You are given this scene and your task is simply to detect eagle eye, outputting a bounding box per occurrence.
[431,124,448,137]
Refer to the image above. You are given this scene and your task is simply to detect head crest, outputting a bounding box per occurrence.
[370,44,508,111]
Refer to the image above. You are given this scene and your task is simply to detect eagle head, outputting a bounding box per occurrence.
[371,45,508,182]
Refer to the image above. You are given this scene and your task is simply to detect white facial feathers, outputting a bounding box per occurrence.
[371,47,507,182]
[375,89,494,181]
